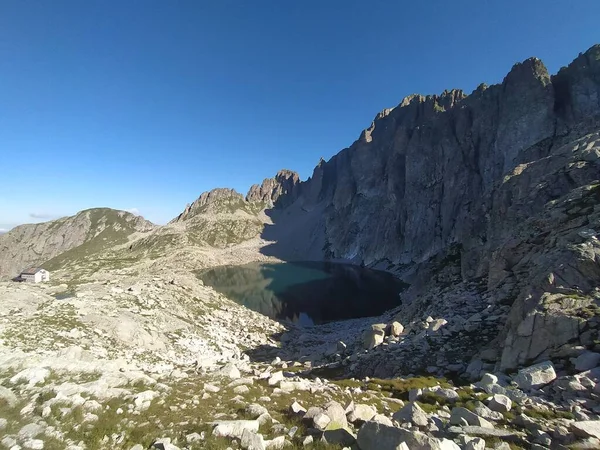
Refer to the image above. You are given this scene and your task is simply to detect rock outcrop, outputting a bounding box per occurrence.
[245,169,301,207]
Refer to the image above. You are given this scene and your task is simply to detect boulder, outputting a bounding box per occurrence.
[446,426,519,439]
[488,394,512,412]
[246,404,269,418]
[218,363,241,380]
[363,324,387,349]
[289,401,306,415]
[241,428,266,450]
[267,371,285,386]
[347,403,377,424]
[513,361,556,390]
[0,386,18,407]
[321,427,356,446]
[574,352,600,371]
[323,400,348,429]
[371,414,394,426]
[450,407,494,428]
[357,421,448,450]
[389,321,404,336]
[464,437,486,450]
[392,402,428,427]
[212,420,259,439]
[313,412,331,431]
[571,421,600,439]
[265,436,285,449]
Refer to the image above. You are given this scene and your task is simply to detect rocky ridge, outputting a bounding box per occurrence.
[0,208,154,280]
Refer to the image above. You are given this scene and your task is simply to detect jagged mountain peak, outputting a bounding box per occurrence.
[245,169,301,207]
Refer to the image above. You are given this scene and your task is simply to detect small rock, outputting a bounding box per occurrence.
[289,401,306,415]
[488,394,512,413]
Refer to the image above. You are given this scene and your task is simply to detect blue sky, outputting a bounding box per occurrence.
[1,1,598,229]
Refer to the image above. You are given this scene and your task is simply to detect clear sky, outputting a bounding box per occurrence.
[1,1,598,230]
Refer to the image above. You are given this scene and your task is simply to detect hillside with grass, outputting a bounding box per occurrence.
[0,208,154,279]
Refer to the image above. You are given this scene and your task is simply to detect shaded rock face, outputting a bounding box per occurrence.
[264,45,600,370]
[246,169,301,207]
[0,208,154,279]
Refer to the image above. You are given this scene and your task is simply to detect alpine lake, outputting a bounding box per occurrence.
[197,261,407,326]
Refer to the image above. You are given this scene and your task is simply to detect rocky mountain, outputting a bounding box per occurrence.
[246,169,301,207]
[172,45,600,372]
[0,208,154,279]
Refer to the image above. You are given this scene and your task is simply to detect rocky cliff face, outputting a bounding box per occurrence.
[0,208,154,279]
[246,169,301,207]
[174,45,600,372]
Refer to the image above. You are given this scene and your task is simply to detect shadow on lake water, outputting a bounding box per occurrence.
[197,261,407,326]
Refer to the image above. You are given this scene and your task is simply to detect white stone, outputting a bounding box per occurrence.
[513,361,556,390]
[22,440,44,450]
[267,371,284,386]
[218,363,241,379]
[571,420,600,439]
[212,420,260,439]
[488,394,512,412]
[241,428,265,450]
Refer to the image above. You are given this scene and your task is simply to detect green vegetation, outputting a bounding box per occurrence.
[366,376,452,400]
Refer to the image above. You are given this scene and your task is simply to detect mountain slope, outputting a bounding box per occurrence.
[0,208,154,279]
[171,44,600,371]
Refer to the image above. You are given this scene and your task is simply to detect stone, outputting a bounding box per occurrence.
[357,421,444,450]
[186,432,203,443]
[571,421,600,439]
[22,440,44,450]
[574,352,600,371]
[234,385,250,394]
[449,407,494,428]
[488,394,512,412]
[302,436,313,447]
[241,428,266,450]
[152,438,181,450]
[409,388,423,402]
[321,428,356,446]
[312,413,331,431]
[371,414,394,426]
[324,401,348,429]
[218,363,241,380]
[389,321,404,336]
[247,404,269,418]
[268,372,285,386]
[212,420,260,439]
[464,437,486,450]
[363,324,386,349]
[446,426,519,438]
[289,401,306,415]
[392,402,428,427]
[347,404,376,424]
[204,383,221,393]
[265,436,285,449]
[0,386,18,407]
[513,361,557,390]
[18,423,45,440]
[0,418,7,430]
